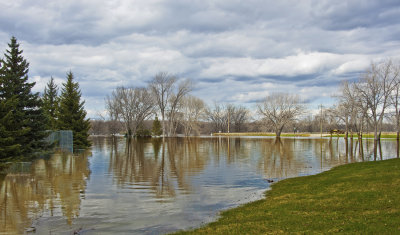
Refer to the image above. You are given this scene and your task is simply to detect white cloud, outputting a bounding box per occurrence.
[1,0,400,118]
[331,59,370,75]
[201,52,372,79]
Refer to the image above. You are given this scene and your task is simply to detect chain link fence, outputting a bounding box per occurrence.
[45,130,73,152]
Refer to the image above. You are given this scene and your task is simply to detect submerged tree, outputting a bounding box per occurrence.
[206,102,227,133]
[226,104,250,132]
[166,78,192,136]
[206,103,249,133]
[152,116,162,136]
[105,94,121,136]
[257,93,304,138]
[149,72,192,137]
[58,71,91,150]
[181,95,205,136]
[42,77,59,130]
[0,36,48,159]
[390,64,400,140]
[149,72,175,137]
[354,61,400,141]
[108,86,154,137]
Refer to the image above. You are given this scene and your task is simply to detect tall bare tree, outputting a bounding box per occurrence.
[149,72,192,137]
[392,88,400,140]
[390,63,400,140]
[109,86,154,137]
[326,104,349,134]
[206,102,228,133]
[105,94,121,136]
[205,103,249,133]
[149,72,176,137]
[354,61,400,141]
[181,95,205,136]
[226,104,250,132]
[166,79,193,136]
[257,93,304,138]
[333,81,363,138]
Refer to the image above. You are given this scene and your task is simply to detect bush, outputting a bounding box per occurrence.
[136,129,152,137]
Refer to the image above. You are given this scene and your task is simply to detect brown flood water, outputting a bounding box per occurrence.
[0,136,397,234]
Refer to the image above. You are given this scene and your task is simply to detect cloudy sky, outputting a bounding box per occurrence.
[1,0,400,118]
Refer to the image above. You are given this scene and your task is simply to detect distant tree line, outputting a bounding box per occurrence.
[0,37,91,163]
[100,61,400,141]
[104,72,254,137]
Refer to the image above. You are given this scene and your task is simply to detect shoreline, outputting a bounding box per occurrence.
[212,132,400,139]
[174,158,400,234]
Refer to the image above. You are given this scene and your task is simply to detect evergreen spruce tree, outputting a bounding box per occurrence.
[152,116,162,136]
[58,71,91,150]
[0,36,48,159]
[42,77,59,130]
[0,97,27,161]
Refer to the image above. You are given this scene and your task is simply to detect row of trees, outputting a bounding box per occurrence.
[106,72,198,137]
[42,73,91,149]
[0,37,91,163]
[105,72,254,137]
[253,60,400,140]
[328,60,400,141]
[104,61,400,141]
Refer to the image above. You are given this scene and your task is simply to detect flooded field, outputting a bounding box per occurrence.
[0,136,397,234]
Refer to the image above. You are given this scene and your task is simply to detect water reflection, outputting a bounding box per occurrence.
[0,151,91,234]
[109,138,210,199]
[0,137,398,234]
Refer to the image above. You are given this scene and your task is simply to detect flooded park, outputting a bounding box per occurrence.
[0,136,398,234]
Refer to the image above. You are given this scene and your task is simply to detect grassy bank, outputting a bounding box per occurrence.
[213,132,311,137]
[175,158,400,234]
[213,132,400,139]
[329,133,399,139]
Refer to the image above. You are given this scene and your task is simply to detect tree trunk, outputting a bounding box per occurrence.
[127,127,132,138]
[276,128,282,138]
[344,138,349,162]
[350,138,354,160]
[397,109,400,140]
[161,113,166,138]
[373,139,378,160]
[275,126,284,138]
[359,138,364,160]
[374,124,379,141]
[397,109,399,141]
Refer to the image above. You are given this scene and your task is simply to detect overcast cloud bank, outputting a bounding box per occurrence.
[1,0,400,118]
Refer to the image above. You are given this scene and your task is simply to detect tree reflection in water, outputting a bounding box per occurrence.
[0,151,91,234]
[1,137,398,234]
[109,138,210,199]
[109,137,399,197]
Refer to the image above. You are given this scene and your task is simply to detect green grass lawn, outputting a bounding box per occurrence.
[175,158,400,234]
